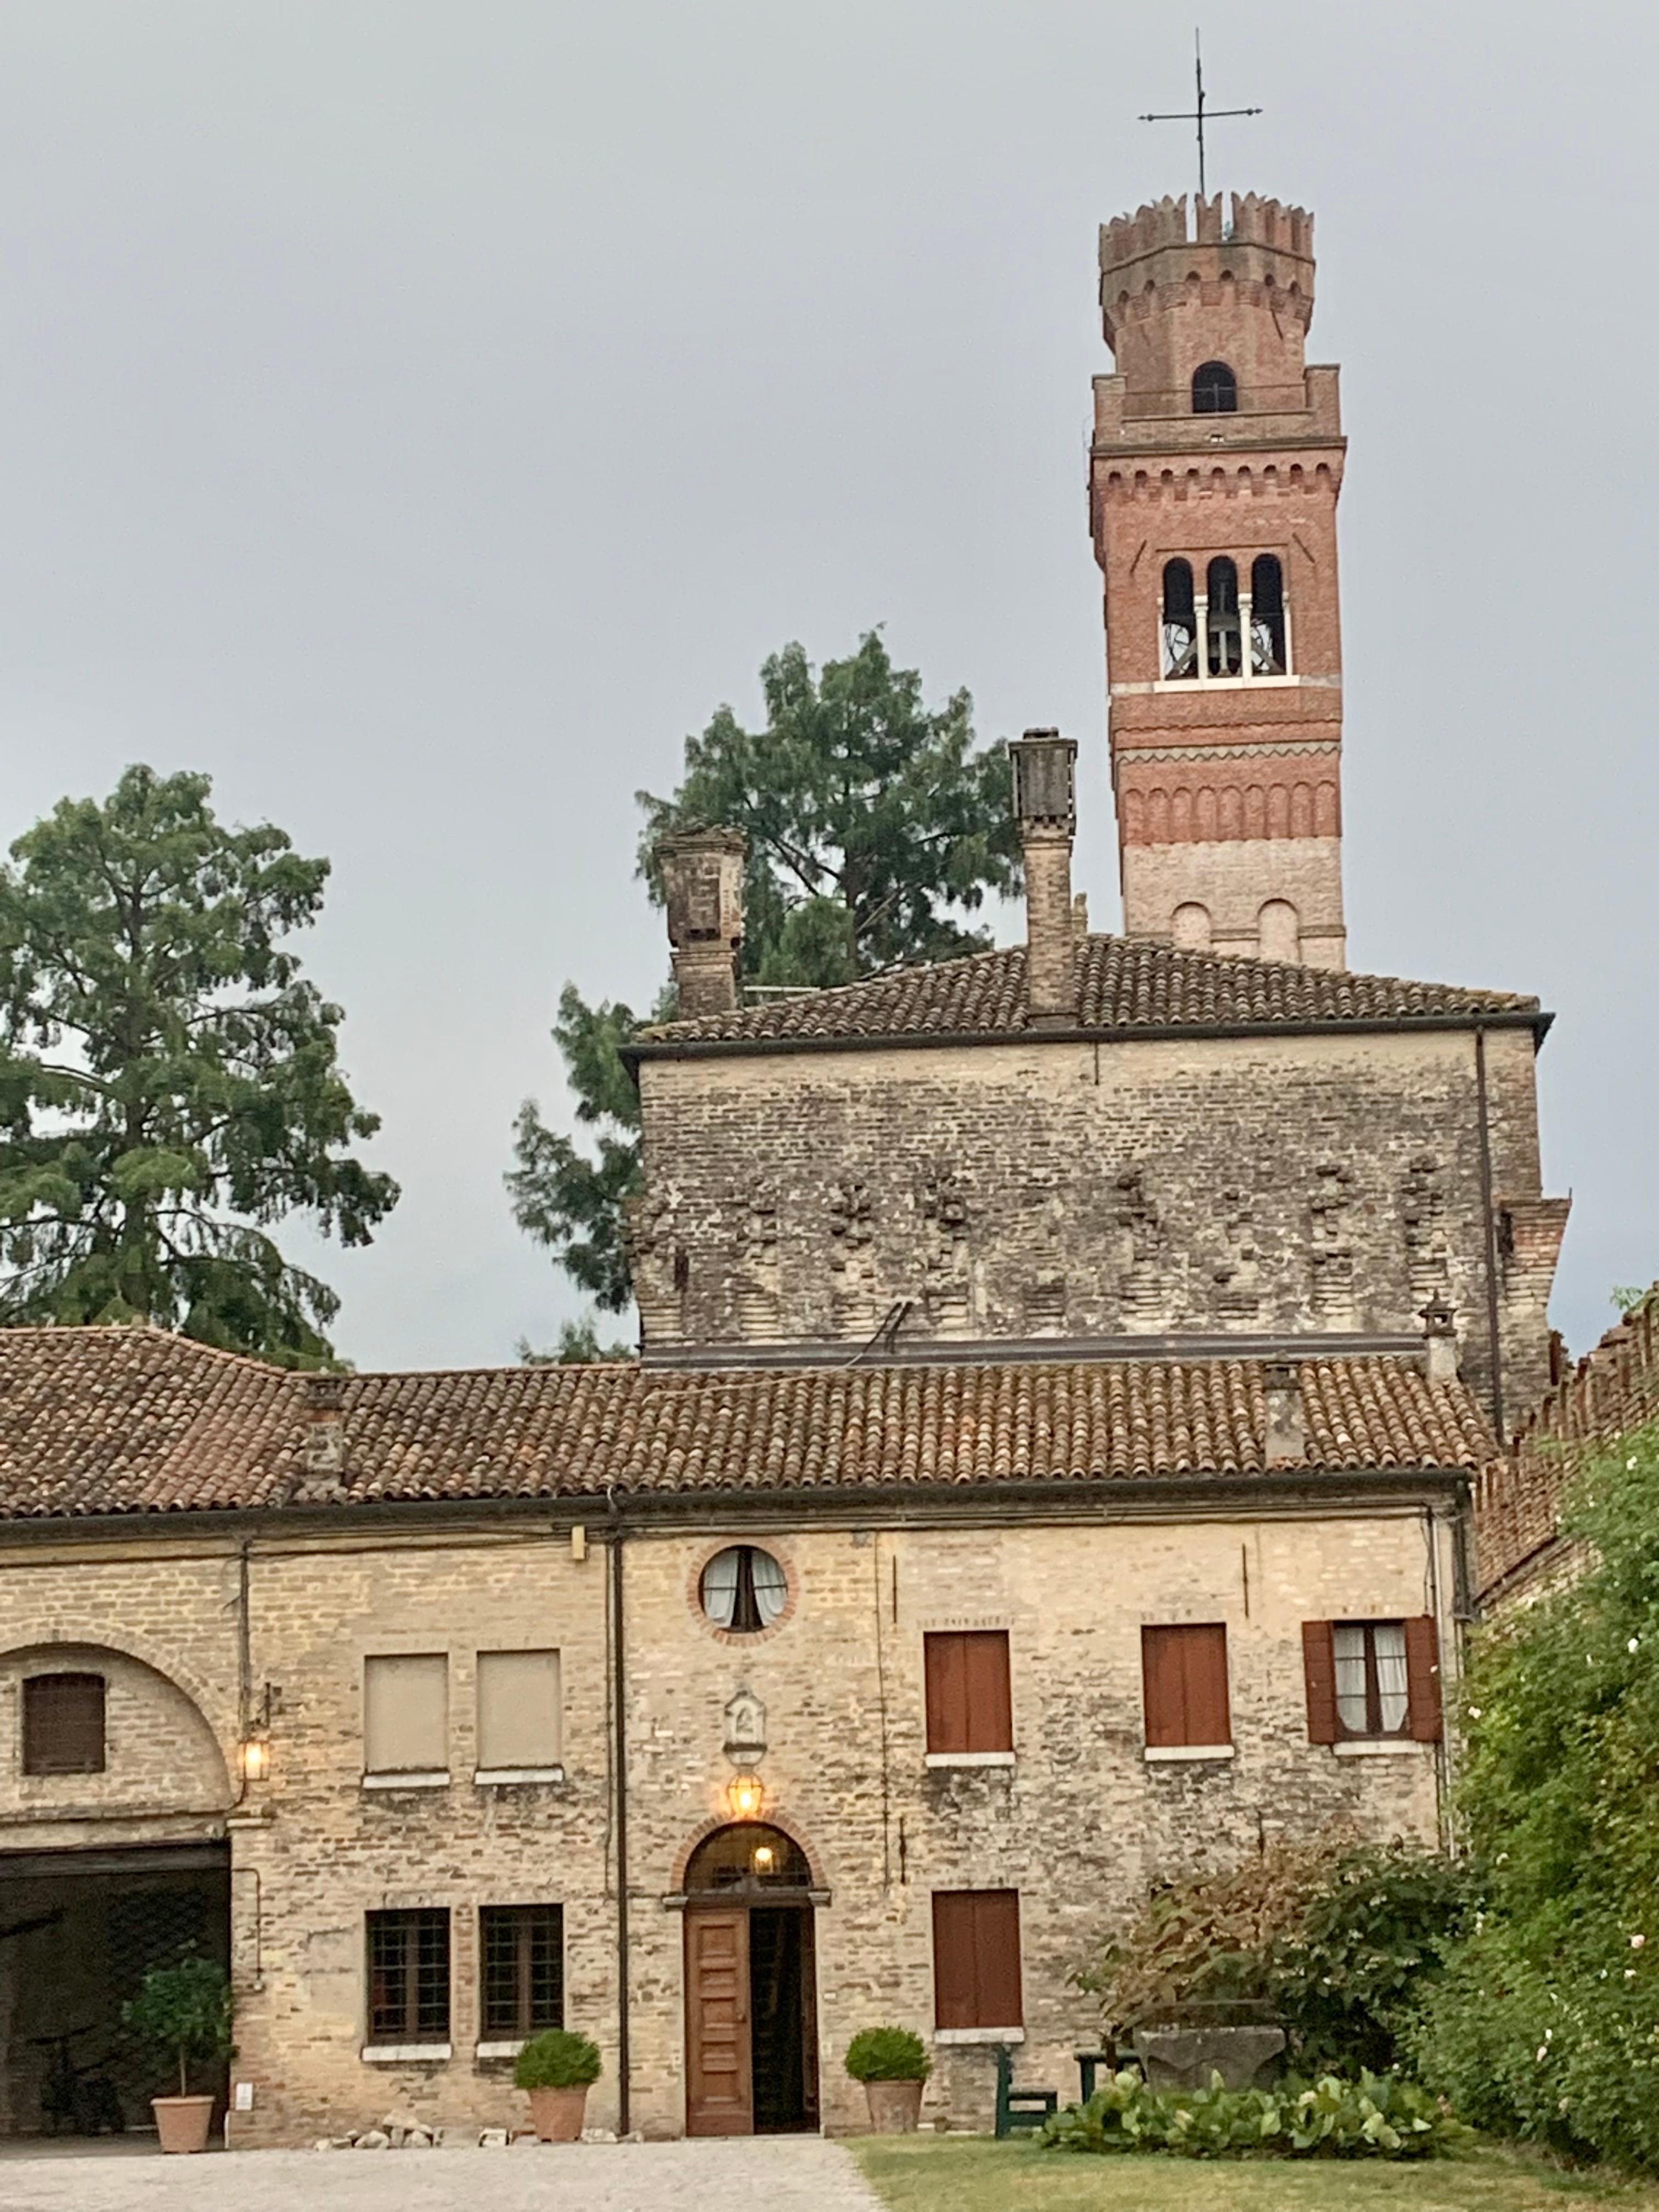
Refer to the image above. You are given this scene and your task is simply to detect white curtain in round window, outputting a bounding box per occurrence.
[750,1549,788,1626]
[701,1548,740,1628]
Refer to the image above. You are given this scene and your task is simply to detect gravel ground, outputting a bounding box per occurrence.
[0,2136,888,2212]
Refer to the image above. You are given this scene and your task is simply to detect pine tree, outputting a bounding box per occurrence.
[0,765,397,1365]
[509,633,1018,1331]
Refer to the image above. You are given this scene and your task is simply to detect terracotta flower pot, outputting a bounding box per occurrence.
[864,2078,924,2134]
[527,2083,589,2142]
[151,2095,216,2154]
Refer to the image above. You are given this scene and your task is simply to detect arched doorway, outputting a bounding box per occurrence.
[682,1824,819,2137]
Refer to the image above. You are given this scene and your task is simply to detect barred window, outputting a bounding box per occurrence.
[366,1909,450,2042]
[22,1673,105,1775]
[481,1905,565,2040]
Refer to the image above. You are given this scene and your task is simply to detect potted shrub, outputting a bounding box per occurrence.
[121,1955,233,2154]
[514,2027,602,2142]
[844,2025,931,2133]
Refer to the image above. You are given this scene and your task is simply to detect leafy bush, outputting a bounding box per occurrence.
[514,2028,602,2090]
[1407,1418,1659,2166]
[1270,1844,1472,2073]
[121,1956,233,2098]
[844,2026,932,2083]
[1074,1838,1337,2032]
[1041,2067,1466,2160]
[1074,1837,1467,2076]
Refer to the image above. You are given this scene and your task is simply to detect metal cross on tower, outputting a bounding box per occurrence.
[1139,30,1261,201]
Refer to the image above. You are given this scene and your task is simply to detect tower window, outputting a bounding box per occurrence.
[1192,360,1238,414]
[1251,555,1288,674]
[1205,557,1242,678]
[1160,560,1197,681]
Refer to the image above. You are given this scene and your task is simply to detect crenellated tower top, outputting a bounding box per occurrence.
[1100,194,1316,411]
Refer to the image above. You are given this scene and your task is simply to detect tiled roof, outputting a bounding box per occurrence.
[635,936,1542,1052]
[0,1327,1490,1522]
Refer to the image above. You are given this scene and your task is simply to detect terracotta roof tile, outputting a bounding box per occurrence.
[0,1328,1489,1522]
[635,936,1540,1052]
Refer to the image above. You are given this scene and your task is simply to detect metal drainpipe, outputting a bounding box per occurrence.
[1473,1026,1506,1443]
[607,1494,631,2138]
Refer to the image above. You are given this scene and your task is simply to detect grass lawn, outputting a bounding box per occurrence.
[850,2135,1659,2212]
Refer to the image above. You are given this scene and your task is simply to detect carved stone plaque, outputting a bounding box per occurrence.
[723,1686,766,1767]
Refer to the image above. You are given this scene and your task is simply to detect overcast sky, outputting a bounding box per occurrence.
[0,2,1652,1372]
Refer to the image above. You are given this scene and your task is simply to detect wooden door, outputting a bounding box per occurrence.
[685,1907,752,2135]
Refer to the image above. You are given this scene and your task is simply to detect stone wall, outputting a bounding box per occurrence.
[0,1497,1457,2144]
[622,1505,1456,2136]
[635,1026,1555,1413]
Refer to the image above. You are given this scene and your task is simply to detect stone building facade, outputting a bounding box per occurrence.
[0,1330,1477,2145]
[0,178,1579,2151]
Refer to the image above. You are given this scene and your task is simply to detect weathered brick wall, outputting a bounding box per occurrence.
[636,1026,1554,1413]
[226,1527,618,2145]
[0,1499,1457,2145]
[621,1507,1455,2137]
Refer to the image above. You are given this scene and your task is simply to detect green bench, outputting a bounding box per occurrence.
[994,2042,1058,2137]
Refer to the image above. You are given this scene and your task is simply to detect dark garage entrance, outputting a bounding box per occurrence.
[0,1842,230,2138]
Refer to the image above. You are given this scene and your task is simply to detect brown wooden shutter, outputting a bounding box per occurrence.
[932,1891,977,2028]
[973,1891,1024,2028]
[924,1633,967,1754]
[963,1633,1013,1752]
[1302,1621,1339,1743]
[22,1673,105,1775]
[1404,1615,1443,1742]
[1183,1624,1231,1745]
[933,1890,1023,2029]
[926,1632,1012,1753]
[1142,1626,1182,1746]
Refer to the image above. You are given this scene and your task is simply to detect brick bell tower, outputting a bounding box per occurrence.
[1090,192,1346,968]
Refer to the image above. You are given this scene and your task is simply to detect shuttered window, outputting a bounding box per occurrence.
[1141,1624,1231,1747]
[480,1905,564,2039]
[366,1909,450,2042]
[932,1889,1023,2030]
[22,1673,106,1775]
[1302,1617,1442,1743]
[476,1651,561,1772]
[924,1632,1013,1754]
[363,1654,448,1775]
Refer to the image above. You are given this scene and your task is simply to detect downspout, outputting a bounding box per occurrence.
[1473,1026,1506,1444]
[606,1489,631,2138]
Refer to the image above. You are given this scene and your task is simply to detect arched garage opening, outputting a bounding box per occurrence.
[0,1643,232,2140]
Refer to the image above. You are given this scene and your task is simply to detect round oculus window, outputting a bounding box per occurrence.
[700,1544,788,1634]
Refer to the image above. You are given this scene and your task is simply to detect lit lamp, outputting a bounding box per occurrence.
[726,1770,764,1821]
[240,1734,270,1784]
[751,1844,776,1876]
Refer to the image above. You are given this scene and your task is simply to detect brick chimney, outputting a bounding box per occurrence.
[1262,1359,1306,1467]
[657,828,746,1018]
[1420,1295,1460,1386]
[1011,731,1079,1028]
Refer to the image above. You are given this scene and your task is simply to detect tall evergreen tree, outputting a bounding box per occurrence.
[509,632,1019,1328]
[0,765,397,1365]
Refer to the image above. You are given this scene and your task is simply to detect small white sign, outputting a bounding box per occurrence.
[233,2081,254,2113]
